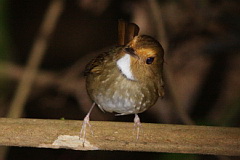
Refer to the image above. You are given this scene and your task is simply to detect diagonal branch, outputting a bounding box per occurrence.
[7,0,65,118]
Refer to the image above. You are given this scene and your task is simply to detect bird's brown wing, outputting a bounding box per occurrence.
[85,20,139,76]
[157,77,165,98]
[84,52,108,76]
[84,47,122,76]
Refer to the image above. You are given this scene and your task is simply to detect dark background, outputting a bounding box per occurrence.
[0,0,240,159]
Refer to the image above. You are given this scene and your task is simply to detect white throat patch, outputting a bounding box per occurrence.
[116,54,135,80]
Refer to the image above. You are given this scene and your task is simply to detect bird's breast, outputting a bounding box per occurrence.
[86,66,159,115]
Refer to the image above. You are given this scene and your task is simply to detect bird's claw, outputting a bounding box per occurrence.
[134,114,141,141]
[79,113,93,147]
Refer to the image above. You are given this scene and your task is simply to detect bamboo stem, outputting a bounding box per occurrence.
[0,118,239,156]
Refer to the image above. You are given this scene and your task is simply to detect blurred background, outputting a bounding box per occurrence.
[0,0,240,159]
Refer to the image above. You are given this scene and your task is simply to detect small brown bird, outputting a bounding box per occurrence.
[79,34,164,144]
[79,21,164,144]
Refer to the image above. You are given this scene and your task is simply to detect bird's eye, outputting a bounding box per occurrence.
[146,57,155,64]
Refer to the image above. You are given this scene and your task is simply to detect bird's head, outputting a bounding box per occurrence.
[116,35,164,82]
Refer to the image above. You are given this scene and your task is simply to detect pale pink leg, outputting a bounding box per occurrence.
[79,103,95,146]
[134,114,141,141]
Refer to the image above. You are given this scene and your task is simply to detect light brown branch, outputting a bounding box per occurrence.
[0,118,239,156]
[148,0,168,51]
[147,0,194,125]
[0,62,92,109]
[7,0,64,118]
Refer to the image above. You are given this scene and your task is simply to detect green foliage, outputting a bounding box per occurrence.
[219,97,240,127]
[159,153,200,160]
[0,0,10,61]
[0,0,11,101]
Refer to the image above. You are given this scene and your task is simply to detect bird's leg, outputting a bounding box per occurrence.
[134,114,141,141]
[79,103,95,146]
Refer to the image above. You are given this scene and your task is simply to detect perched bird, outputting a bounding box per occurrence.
[80,34,165,144]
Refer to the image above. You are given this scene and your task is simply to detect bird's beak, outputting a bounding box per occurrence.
[124,47,139,59]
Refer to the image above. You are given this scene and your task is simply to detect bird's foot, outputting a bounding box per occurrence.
[79,113,94,147]
[134,114,141,141]
[79,103,95,147]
